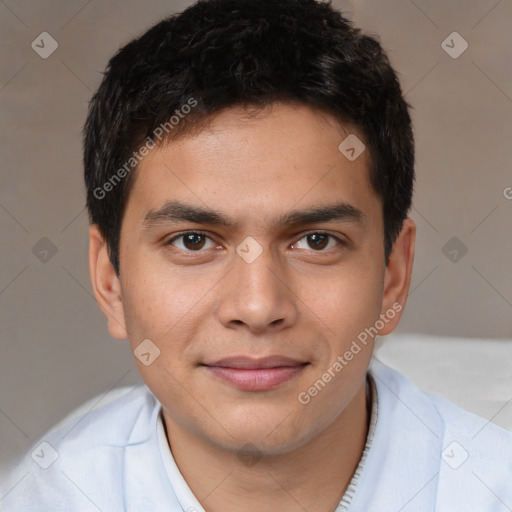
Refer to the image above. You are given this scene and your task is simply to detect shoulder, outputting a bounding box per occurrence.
[369,358,512,508]
[38,384,159,454]
[370,356,512,441]
[426,388,512,507]
[1,385,161,511]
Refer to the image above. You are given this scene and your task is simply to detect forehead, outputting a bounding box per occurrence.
[124,102,381,230]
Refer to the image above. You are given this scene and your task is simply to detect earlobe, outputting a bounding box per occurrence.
[88,225,128,340]
[378,217,416,336]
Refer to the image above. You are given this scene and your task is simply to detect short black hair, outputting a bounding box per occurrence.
[84,0,415,276]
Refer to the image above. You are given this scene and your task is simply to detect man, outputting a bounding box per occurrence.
[2,0,511,510]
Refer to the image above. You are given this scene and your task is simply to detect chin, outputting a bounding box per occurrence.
[207,411,317,457]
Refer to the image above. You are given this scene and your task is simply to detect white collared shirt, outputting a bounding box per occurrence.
[154,374,378,512]
[2,358,511,511]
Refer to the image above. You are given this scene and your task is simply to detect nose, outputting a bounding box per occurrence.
[216,244,298,334]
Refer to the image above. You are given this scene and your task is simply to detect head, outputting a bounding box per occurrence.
[85,0,415,457]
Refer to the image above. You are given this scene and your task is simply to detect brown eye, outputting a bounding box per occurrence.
[307,233,329,250]
[168,232,216,251]
[292,232,343,252]
[182,233,206,250]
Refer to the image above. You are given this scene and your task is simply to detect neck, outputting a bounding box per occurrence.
[163,377,370,512]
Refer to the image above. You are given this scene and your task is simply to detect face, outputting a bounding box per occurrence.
[90,102,414,456]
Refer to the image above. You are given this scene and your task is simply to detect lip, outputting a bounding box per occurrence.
[202,356,309,391]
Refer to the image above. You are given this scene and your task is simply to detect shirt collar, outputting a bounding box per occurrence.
[156,412,205,511]
[155,372,379,512]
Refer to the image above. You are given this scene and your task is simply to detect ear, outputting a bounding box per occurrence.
[377,217,416,335]
[88,225,128,340]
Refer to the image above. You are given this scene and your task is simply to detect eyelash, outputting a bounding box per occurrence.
[165,230,346,253]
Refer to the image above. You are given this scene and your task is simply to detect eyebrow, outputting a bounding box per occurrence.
[142,200,366,231]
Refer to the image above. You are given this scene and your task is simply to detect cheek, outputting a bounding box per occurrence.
[299,262,383,340]
[120,259,204,346]
[119,265,206,398]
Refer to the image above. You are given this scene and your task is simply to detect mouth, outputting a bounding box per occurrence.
[201,356,310,391]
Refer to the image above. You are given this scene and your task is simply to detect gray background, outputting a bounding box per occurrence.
[1,0,511,475]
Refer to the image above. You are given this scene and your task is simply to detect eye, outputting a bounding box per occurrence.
[167,231,218,251]
[293,232,343,251]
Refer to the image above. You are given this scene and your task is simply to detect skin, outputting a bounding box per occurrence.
[89,102,415,512]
